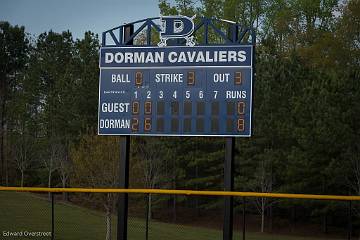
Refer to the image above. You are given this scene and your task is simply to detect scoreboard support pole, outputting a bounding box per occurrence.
[223,137,235,240]
[117,135,130,240]
[117,24,134,240]
[223,25,238,240]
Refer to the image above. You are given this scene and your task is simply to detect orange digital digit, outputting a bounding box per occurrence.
[145,101,152,115]
[187,71,195,85]
[135,71,143,86]
[144,118,151,131]
[237,101,245,115]
[237,118,245,131]
[235,71,242,85]
[132,101,139,114]
[131,118,139,132]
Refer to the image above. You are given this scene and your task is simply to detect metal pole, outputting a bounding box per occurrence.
[117,136,130,240]
[51,193,54,240]
[348,201,352,240]
[223,137,235,240]
[222,23,238,240]
[145,194,149,240]
[117,23,133,240]
[242,197,246,240]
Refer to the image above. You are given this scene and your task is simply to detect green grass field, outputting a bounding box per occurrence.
[0,191,341,240]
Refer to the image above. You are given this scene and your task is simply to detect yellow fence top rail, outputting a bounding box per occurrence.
[0,187,359,201]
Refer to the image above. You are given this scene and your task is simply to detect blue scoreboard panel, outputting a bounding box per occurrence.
[98,45,253,137]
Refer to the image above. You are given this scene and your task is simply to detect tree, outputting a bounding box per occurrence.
[7,68,39,187]
[42,138,61,199]
[132,137,168,220]
[58,144,72,200]
[0,22,29,185]
[248,153,274,232]
[11,132,34,187]
[29,30,77,191]
[73,31,100,132]
[71,133,119,240]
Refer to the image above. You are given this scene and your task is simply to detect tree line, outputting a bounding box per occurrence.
[0,0,359,235]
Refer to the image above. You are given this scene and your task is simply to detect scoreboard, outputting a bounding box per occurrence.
[98,45,253,137]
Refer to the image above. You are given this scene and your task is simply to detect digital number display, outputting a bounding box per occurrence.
[98,45,253,137]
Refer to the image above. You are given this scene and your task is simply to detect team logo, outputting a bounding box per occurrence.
[158,15,196,47]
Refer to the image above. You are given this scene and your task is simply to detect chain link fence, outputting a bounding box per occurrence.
[0,188,359,240]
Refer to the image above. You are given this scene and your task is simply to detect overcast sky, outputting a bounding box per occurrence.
[0,0,161,39]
